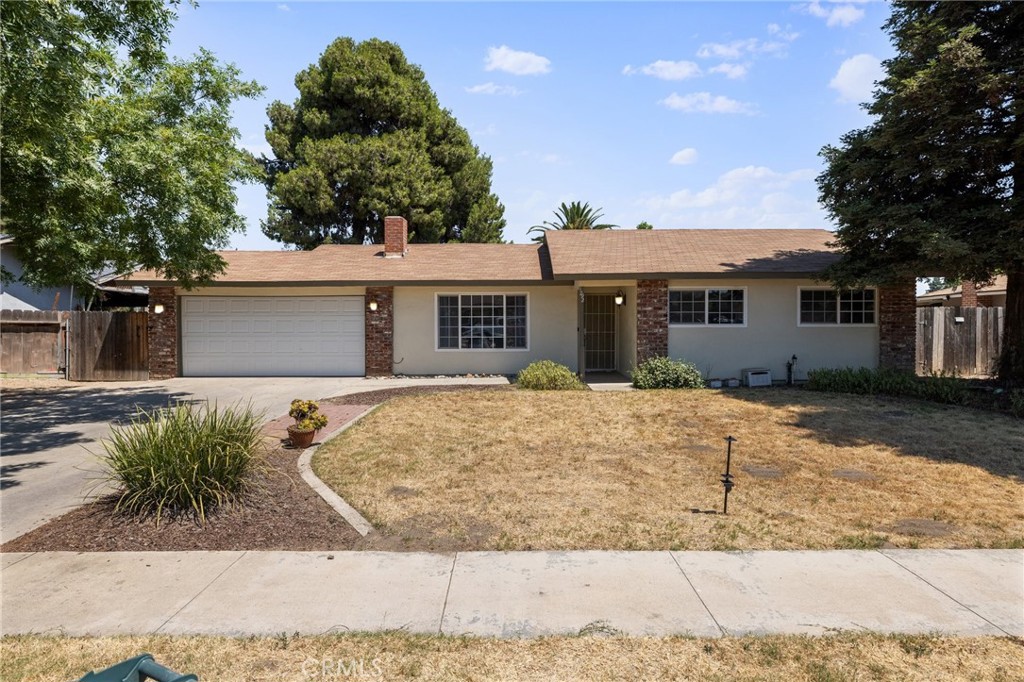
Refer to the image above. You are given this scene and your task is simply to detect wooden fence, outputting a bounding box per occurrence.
[0,310,65,375]
[916,306,1004,377]
[1,310,148,380]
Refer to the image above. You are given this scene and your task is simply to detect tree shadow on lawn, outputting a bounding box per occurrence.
[0,386,195,457]
[723,387,1024,481]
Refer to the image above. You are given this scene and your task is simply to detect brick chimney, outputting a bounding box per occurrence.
[383,216,407,258]
[960,281,979,307]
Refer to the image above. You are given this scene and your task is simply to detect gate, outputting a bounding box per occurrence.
[67,311,149,381]
[916,307,1003,377]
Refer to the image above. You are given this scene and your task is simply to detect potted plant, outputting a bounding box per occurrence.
[287,399,329,449]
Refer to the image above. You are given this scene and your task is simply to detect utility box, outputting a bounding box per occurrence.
[742,368,772,387]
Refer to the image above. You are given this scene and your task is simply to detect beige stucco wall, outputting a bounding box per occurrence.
[666,278,879,382]
[393,285,578,375]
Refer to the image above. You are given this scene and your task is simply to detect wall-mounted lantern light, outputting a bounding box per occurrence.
[614,290,625,306]
[368,299,378,312]
[152,304,165,314]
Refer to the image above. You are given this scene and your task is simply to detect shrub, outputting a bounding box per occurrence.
[632,356,704,389]
[289,399,329,432]
[100,402,265,523]
[516,360,585,390]
[1010,390,1024,418]
[805,367,969,405]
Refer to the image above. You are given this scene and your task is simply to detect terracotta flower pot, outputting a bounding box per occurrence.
[287,426,316,449]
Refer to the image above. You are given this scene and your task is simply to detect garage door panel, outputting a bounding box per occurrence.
[181,296,364,377]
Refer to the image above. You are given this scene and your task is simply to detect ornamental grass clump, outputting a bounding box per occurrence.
[516,360,586,390]
[99,402,265,523]
[631,356,704,389]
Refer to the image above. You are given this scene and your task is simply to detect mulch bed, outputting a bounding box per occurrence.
[0,384,512,553]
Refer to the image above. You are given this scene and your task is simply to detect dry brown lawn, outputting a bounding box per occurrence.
[4,633,1023,682]
[313,389,1024,551]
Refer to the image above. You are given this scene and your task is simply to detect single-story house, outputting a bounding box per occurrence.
[124,217,916,381]
[916,276,1007,308]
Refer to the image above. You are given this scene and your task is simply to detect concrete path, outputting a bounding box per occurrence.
[1,549,1020,638]
[0,376,507,543]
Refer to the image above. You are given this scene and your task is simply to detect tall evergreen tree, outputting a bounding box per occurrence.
[817,2,1023,382]
[262,37,505,247]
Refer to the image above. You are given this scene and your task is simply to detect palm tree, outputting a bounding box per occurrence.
[528,201,618,242]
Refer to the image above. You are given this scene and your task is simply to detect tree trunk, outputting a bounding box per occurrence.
[998,264,1024,385]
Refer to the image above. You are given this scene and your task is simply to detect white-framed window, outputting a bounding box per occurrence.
[798,288,876,326]
[669,288,746,326]
[436,293,528,350]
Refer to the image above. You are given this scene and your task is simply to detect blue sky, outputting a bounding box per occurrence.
[167,1,894,249]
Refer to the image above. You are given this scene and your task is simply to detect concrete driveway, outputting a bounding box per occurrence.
[0,376,506,543]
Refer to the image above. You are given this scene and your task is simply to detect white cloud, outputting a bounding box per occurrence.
[697,38,787,60]
[640,166,824,229]
[622,60,702,81]
[485,45,551,76]
[709,63,748,79]
[660,92,756,115]
[802,2,865,28]
[669,148,699,165]
[829,53,883,103]
[465,82,523,96]
[276,3,290,11]
[767,23,800,41]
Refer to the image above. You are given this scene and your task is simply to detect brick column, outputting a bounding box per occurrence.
[365,286,394,376]
[148,286,178,379]
[636,279,668,363]
[960,281,979,307]
[878,281,916,372]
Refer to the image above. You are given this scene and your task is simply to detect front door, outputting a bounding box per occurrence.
[584,294,616,372]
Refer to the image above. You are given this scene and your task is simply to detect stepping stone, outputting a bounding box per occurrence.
[832,469,879,482]
[742,465,783,479]
[884,518,958,537]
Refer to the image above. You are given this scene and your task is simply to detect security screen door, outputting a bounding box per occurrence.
[584,294,616,372]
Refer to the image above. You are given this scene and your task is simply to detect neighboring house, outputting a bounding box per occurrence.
[916,276,1007,308]
[0,236,89,311]
[124,217,916,381]
[0,236,147,311]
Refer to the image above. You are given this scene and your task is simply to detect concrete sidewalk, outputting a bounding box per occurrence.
[2,549,1020,638]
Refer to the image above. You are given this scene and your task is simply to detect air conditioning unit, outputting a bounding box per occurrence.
[742,368,772,387]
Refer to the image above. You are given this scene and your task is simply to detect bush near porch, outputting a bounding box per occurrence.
[312,390,1023,551]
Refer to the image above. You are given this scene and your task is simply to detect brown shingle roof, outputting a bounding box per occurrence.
[543,229,838,278]
[123,229,840,286]
[126,244,553,285]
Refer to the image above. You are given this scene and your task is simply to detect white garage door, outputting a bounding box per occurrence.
[181,296,365,377]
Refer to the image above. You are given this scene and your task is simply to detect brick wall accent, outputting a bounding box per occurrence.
[148,286,178,379]
[384,216,407,257]
[636,279,668,363]
[365,286,394,376]
[960,281,979,307]
[878,281,916,371]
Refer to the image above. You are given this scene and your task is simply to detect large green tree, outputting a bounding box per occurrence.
[1,0,263,290]
[528,201,618,243]
[262,37,505,247]
[817,2,1024,382]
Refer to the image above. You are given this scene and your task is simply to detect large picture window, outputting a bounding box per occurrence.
[669,288,745,326]
[437,294,527,350]
[799,289,876,325]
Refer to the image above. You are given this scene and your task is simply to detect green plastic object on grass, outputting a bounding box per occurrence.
[76,654,197,682]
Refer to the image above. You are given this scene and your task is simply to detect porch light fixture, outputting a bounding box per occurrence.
[614,290,625,306]
[368,299,378,312]
[152,304,165,314]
